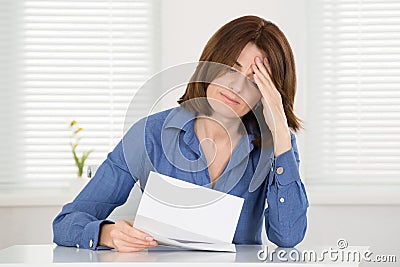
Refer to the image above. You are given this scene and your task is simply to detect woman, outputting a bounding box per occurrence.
[53,15,308,252]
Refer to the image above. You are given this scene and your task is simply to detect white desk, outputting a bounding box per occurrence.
[0,245,359,266]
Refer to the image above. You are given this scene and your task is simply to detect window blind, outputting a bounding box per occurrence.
[306,0,400,184]
[0,1,24,184]
[2,0,160,187]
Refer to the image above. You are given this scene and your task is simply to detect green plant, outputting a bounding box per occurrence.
[69,120,93,177]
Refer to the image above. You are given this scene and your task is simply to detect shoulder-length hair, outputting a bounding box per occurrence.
[178,15,303,148]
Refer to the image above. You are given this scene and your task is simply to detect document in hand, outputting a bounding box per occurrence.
[133,171,244,252]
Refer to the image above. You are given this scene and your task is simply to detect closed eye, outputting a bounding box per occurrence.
[229,67,238,73]
[229,66,258,90]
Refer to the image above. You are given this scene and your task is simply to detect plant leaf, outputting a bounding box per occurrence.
[71,149,80,168]
[74,127,83,134]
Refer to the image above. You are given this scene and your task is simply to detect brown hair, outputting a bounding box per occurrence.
[178,15,303,147]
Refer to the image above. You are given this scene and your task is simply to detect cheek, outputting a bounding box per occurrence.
[242,92,262,109]
[206,84,219,99]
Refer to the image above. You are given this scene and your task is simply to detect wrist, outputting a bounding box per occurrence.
[99,223,114,248]
[272,126,291,157]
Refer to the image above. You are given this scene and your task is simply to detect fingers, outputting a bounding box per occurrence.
[114,239,158,253]
[119,221,154,242]
[263,58,272,77]
[254,57,269,79]
[252,57,274,89]
[109,220,158,252]
[115,231,157,247]
[112,240,153,253]
[252,57,283,104]
[253,65,273,99]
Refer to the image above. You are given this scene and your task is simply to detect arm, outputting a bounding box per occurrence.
[53,118,156,251]
[251,55,308,247]
[264,131,309,247]
[52,140,135,250]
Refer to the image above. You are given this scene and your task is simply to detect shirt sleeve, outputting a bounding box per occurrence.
[52,119,150,250]
[264,131,309,248]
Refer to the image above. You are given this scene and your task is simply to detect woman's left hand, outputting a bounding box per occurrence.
[252,56,291,156]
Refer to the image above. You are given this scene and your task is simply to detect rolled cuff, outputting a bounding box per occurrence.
[80,220,114,250]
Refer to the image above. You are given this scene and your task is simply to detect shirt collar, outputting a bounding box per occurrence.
[164,106,257,139]
[163,106,196,132]
[163,106,257,154]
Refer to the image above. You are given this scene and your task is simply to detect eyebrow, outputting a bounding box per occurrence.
[234,61,242,68]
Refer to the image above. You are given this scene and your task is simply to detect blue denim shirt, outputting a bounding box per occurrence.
[53,107,308,250]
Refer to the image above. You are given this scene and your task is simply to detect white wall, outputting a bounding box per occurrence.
[0,1,399,266]
[0,206,60,248]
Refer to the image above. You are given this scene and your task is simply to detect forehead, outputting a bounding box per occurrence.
[236,42,266,66]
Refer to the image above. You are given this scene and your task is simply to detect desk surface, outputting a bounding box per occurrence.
[0,244,359,266]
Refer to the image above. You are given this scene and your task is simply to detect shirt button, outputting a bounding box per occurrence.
[276,167,284,174]
[89,239,94,248]
[280,197,285,203]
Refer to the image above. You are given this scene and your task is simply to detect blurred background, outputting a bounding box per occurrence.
[0,0,399,265]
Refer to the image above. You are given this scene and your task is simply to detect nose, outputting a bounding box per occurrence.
[228,73,247,93]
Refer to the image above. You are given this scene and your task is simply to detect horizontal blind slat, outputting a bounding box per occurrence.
[1,0,160,185]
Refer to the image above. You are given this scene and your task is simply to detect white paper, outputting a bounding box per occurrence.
[134,171,244,252]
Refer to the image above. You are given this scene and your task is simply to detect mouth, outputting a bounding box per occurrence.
[220,92,240,105]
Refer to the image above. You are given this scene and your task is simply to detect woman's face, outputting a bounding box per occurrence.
[206,42,264,119]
